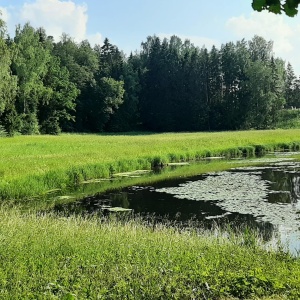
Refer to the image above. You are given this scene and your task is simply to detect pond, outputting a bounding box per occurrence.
[53,154,300,254]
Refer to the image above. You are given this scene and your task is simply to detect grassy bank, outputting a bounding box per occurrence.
[1,129,300,200]
[0,207,298,299]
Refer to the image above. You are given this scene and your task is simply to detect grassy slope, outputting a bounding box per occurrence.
[1,129,300,200]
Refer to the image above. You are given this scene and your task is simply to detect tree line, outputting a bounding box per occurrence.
[1,18,300,135]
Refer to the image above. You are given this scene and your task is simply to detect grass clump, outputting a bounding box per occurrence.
[0,207,299,299]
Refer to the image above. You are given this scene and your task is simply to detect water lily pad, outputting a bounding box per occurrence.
[168,162,190,166]
[56,195,75,200]
[113,170,151,177]
[105,207,132,212]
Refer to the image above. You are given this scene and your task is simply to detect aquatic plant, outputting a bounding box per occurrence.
[156,168,300,240]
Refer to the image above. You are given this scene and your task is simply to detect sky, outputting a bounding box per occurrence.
[1,0,300,74]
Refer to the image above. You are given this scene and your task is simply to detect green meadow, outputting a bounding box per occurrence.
[1,130,300,299]
[2,129,300,201]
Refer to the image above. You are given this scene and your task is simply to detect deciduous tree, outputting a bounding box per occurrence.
[12,23,52,134]
[0,15,18,135]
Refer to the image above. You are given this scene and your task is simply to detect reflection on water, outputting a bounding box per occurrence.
[53,159,300,254]
[264,166,300,204]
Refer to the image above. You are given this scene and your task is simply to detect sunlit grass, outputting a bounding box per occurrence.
[1,129,300,200]
[0,207,298,299]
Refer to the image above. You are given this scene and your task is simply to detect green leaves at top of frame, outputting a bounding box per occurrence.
[252,0,280,13]
[252,0,269,12]
[283,0,300,16]
[252,0,300,16]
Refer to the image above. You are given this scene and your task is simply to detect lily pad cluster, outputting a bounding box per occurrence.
[156,169,300,238]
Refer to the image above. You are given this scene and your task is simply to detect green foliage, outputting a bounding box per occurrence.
[252,0,300,16]
[39,56,78,134]
[96,37,124,80]
[0,125,7,137]
[20,113,40,135]
[284,63,300,109]
[40,116,61,135]
[106,57,141,131]
[52,36,98,132]
[0,104,21,136]
[0,19,18,122]
[53,35,98,91]
[12,23,52,126]
[138,35,289,131]
[0,16,299,134]
[140,36,211,131]
[220,40,249,129]
[99,77,124,114]
[277,109,300,128]
[53,36,127,133]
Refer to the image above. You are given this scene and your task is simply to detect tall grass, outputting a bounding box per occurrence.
[1,130,300,200]
[0,207,299,299]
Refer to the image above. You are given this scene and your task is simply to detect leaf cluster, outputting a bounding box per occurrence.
[252,0,300,16]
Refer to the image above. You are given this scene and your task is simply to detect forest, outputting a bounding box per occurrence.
[1,17,300,135]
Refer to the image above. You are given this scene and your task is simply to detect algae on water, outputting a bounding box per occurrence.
[156,169,300,237]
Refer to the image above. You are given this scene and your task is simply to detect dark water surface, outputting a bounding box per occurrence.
[54,156,300,254]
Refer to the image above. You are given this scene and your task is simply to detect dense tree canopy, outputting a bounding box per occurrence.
[0,20,17,120]
[0,13,300,135]
[252,0,300,16]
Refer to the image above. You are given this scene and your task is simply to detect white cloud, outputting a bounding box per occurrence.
[20,0,88,42]
[0,6,10,23]
[87,32,102,46]
[158,33,219,50]
[3,0,102,45]
[226,11,300,75]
